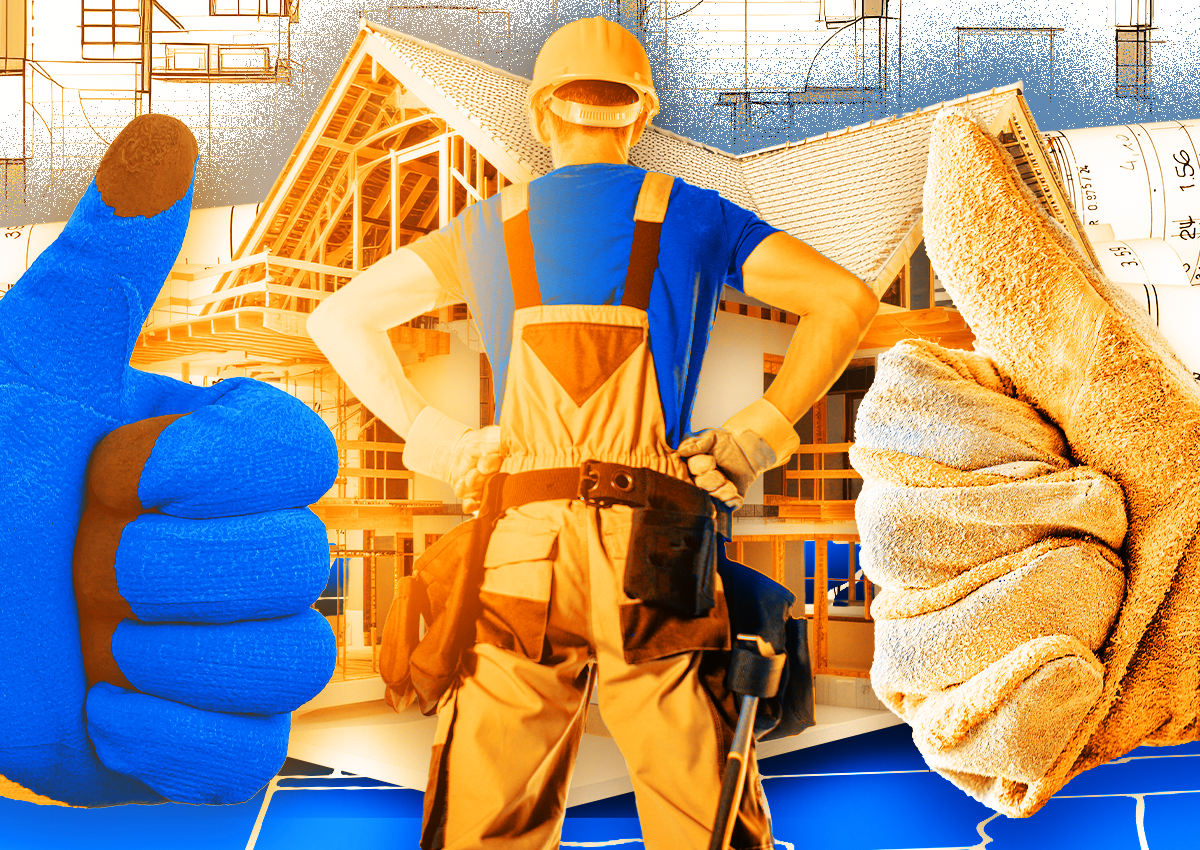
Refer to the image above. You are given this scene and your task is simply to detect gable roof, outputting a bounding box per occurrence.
[739,93,1016,287]
[365,22,760,210]
[358,22,1036,285]
[134,20,1085,370]
[234,20,1070,297]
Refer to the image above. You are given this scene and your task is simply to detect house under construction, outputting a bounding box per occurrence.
[138,16,1087,680]
[1,18,1097,801]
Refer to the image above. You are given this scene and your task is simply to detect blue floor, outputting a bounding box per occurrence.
[3,725,1197,849]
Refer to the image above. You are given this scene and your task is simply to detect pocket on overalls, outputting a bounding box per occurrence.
[610,508,730,664]
[623,508,717,617]
[477,514,559,660]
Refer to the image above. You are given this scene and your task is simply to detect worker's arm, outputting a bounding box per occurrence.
[307,247,501,510]
[306,246,441,438]
[743,231,880,423]
[679,232,878,506]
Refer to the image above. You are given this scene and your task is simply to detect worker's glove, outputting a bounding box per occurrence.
[850,339,1127,819]
[677,398,800,510]
[0,115,337,808]
[402,406,503,513]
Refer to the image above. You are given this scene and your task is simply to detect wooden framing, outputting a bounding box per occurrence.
[126,31,1089,688]
[142,26,529,681]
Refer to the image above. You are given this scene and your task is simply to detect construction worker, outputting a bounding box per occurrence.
[308,17,878,849]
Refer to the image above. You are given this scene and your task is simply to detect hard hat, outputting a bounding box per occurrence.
[526,17,659,145]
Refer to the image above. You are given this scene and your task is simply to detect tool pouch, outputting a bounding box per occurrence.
[381,473,510,716]
[719,542,815,740]
[623,507,717,617]
[380,518,475,713]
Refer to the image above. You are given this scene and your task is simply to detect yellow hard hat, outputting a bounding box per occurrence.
[526,17,659,145]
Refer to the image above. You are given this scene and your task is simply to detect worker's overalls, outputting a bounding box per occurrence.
[420,173,775,850]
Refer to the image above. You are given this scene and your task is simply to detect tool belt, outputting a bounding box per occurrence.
[381,459,814,738]
[504,460,723,617]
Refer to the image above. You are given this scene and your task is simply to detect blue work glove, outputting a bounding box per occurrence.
[0,114,338,807]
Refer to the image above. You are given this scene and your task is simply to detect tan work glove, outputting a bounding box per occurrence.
[852,338,1128,819]
[676,398,800,509]
[402,406,503,513]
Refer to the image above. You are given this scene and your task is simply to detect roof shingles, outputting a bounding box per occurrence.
[360,22,1023,284]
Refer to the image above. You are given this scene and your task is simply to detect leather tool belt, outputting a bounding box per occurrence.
[381,460,722,714]
[500,460,723,618]
[381,458,812,740]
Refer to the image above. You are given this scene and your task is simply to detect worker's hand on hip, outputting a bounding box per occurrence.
[676,429,760,510]
[678,399,799,511]
[449,425,503,514]
[0,114,338,808]
[403,407,503,513]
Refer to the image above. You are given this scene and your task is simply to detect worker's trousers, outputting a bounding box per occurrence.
[420,498,774,850]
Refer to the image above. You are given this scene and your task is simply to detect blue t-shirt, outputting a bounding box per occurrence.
[409,163,778,448]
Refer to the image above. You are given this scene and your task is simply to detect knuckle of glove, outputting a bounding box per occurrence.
[686,453,717,475]
[478,453,503,475]
[702,433,759,497]
[713,481,741,505]
[677,428,721,457]
[477,424,502,452]
[693,469,728,493]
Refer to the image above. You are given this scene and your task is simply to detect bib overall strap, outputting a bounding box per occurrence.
[500,181,540,309]
[622,171,674,311]
[499,172,675,311]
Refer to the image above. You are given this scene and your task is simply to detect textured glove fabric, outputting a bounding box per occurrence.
[678,399,798,509]
[868,107,1200,818]
[105,508,328,623]
[675,428,761,508]
[403,406,502,512]
[852,340,1127,810]
[0,115,337,808]
[86,684,290,805]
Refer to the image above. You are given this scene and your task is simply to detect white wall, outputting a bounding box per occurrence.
[406,326,483,503]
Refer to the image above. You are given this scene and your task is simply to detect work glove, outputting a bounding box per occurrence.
[851,340,1127,817]
[0,114,338,808]
[401,406,503,513]
[853,107,1200,818]
[676,398,800,509]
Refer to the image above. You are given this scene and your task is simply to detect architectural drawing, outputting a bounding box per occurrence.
[1,0,297,216]
[5,1,1200,225]
[1114,0,1155,99]
[661,0,903,136]
[2,0,1199,825]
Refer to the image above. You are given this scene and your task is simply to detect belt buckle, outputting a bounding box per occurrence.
[577,459,640,508]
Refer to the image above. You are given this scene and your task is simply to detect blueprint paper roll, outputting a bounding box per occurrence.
[1094,238,1190,287]
[0,221,65,291]
[0,203,259,292]
[1115,282,1200,380]
[1046,122,1200,285]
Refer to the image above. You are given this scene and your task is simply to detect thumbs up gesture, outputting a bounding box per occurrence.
[0,114,337,807]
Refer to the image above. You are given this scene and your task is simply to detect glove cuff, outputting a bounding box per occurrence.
[402,406,472,482]
[723,398,800,472]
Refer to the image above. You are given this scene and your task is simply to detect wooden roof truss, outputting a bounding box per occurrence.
[135,44,511,367]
